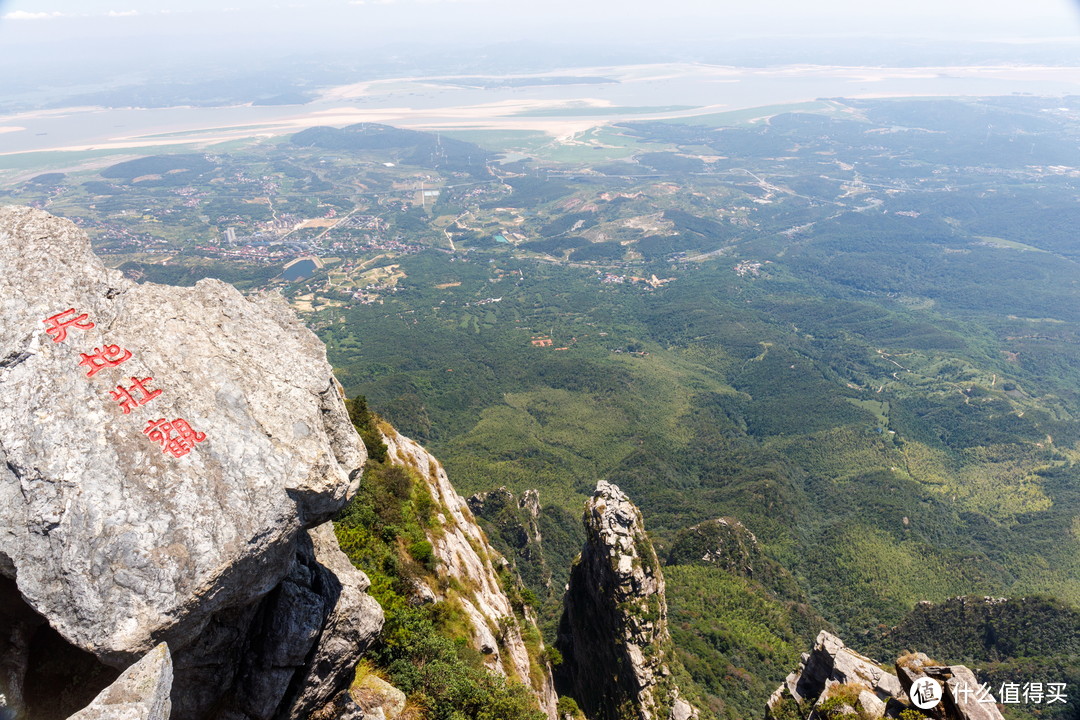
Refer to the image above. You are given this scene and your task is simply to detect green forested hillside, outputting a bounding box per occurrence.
[868,596,1080,720]
[317,97,1080,717]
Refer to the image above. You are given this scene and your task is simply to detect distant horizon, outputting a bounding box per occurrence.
[2,0,1079,85]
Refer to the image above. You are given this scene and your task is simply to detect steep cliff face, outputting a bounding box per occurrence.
[467,487,585,613]
[0,206,382,719]
[555,481,697,720]
[380,427,559,719]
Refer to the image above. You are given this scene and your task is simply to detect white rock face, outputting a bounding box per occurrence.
[0,206,380,719]
[381,427,558,719]
[66,643,173,720]
[669,698,699,720]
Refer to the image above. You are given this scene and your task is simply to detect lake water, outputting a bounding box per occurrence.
[281,259,317,281]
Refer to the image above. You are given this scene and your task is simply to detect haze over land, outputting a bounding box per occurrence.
[6,63,1080,159]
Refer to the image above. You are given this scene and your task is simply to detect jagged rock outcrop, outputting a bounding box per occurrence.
[554,481,697,720]
[467,487,584,612]
[894,655,1007,720]
[767,631,904,719]
[767,631,1006,720]
[0,206,382,719]
[380,427,559,719]
[192,522,383,720]
[66,643,172,720]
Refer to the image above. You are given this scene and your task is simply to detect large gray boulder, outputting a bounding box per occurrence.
[767,631,907,720]
[943,666,1005,720]
[0,206,382,719]
[66,643,172,720]
[774,630,904,706]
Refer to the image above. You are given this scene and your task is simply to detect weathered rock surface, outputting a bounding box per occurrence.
[766,631,896,720]
[0,206,382,719]
[942,666,1005,720]
[285,523,383,717]
[177,522,383,720]
[66,643,172,720]
[668,696,697,720]
[381,427,558,719]
[350,673,406,720]
[555,481,697,720]
[895,651,944,697]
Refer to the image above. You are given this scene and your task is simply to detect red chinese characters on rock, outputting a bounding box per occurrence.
[42,307,210,459]
[78,345,133,377]
[109,376,162,414]
[43,308,95,343]
[143,418,207,458]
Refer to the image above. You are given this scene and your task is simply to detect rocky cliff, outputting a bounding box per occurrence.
[380,427,559,719]
[0,206,382,719]
[467,486,585,614]
[554,481,697,720]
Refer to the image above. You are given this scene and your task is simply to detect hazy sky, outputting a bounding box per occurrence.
[3,0,1079,43]
[1,0,1079,83]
